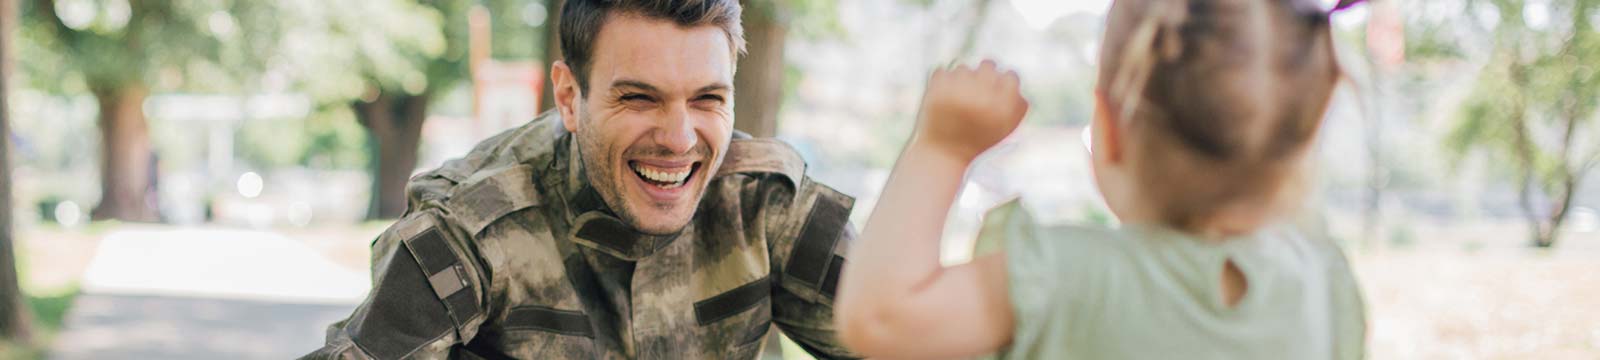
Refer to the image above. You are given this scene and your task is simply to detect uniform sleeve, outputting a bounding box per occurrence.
[764,177,862,360]
[301,209,491,360]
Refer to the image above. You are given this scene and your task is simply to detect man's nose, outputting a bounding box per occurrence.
[653,105,698,155]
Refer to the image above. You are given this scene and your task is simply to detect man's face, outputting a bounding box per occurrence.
[557,14,736,235]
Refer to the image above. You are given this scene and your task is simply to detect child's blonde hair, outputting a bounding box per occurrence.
[1098,0,1342,234]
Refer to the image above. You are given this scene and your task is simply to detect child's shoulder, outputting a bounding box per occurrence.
[974,199,1140,262]
[980,201,1140,322]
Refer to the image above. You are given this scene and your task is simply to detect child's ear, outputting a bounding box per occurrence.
[551,61,582,132]
[1092,91,1125,165]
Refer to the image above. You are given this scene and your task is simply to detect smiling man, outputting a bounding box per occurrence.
[301,1,859,359]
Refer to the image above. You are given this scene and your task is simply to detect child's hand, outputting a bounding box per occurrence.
[912,60,1030,162]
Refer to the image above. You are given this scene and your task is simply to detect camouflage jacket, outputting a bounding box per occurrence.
[303,112,859,359]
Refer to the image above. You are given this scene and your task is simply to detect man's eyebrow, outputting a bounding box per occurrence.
[610,79,660,93]
[695,83,733,94]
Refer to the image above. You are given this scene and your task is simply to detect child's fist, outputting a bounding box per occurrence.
[913,60,1030,162]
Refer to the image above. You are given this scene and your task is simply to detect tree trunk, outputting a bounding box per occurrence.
[732,2,787,138]
[1514,126,1550,247]
[89,84,159,222]
[357,92,429,220]
[1505,62,1549,248]
[0,0,34,343]
[539,0,565,113]
[1533,173,1579,248]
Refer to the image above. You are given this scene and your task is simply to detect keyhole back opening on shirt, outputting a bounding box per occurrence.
[1220,258,1249,309]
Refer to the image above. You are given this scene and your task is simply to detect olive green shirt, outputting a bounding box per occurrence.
[975,200,1366,360]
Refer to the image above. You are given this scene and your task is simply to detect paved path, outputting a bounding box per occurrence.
[49,227,369,359]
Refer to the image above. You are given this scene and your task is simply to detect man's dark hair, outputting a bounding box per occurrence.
[559,0,746,94]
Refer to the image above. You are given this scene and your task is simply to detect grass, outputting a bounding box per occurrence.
[0,286,77,360]
[0,286,80,360]
[7,236,81,360]
[28,286,77,334]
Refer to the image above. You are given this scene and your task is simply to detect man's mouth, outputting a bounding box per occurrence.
[629,161,701,190]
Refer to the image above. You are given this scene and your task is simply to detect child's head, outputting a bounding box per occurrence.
[1089,0,1341,237]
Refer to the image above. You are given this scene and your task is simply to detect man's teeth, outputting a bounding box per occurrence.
[633,163,691,185]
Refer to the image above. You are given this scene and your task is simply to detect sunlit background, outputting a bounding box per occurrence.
[3,0,1599,359]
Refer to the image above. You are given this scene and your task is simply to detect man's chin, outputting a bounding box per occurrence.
[624,214,695,236]
[616,182,706,235]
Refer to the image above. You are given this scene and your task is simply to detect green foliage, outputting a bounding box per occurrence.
[1436,0,1600,245]
[26,288,77,334]
[755,0,845,39]
[304,109,375,169]
[236,108,370,170]
[282,0,548,102]
[1404,21,1468,62]
[19,0,555,174]
[482,0,551,60]
[1444,60,1520,163]
[274,0,450,100]
[1444,0,1600,174]
[0,288,79,360]
[19,0,286,92]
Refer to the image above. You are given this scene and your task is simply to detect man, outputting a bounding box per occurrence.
[302,0,859,359]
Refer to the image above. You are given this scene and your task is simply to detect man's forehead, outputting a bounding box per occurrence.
[589,14,735,93]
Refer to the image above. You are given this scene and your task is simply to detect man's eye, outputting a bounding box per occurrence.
[619,93,660,107]
[693,95,725,106]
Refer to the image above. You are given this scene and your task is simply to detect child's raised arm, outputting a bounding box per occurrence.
[834,60,1030,358]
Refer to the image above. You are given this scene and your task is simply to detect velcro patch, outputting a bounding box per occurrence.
[695,276,772,325]
[784,197,850,295]
[427,266,467,300]
[402,228,483,339]
[352,245,455,359]
[504,306,595,338]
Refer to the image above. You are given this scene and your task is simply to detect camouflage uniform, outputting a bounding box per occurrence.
[302,111,859,359]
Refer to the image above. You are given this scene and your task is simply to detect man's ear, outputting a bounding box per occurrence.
[551,60,582,132]
[1092,91,1124,165]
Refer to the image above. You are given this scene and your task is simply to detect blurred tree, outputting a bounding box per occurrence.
[342,0,464,220]
[735,0,839,137]
[279,0,541,220]
[733,0,787,137]
[21,0,282,222]
[1442,0,1600,247]
[18,0,555,222]
[0,0,32,345]
[539,0,562,113]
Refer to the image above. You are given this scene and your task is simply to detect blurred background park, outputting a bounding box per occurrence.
[0,0,1596,358]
